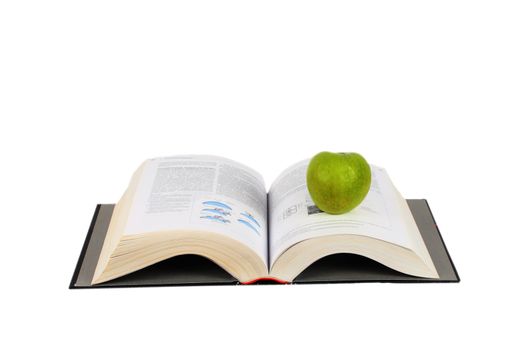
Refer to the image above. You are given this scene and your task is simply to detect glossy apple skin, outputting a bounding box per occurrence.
[306,152,372,214]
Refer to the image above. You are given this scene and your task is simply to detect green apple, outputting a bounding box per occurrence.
[306,151,372,214]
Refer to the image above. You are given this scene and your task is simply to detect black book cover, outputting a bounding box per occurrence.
[70,199,459,288]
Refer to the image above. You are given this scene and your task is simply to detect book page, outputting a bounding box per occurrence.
[268,159,416,267]
[124,155,268,265]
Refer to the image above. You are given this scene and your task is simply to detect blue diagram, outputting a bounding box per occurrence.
[240,211,261,228]
[200,200,260,236]
[201,208,231,216]
[200,200,233,226]
[237,218,260,235]
[202,201,232,210]
[200,215,231,224]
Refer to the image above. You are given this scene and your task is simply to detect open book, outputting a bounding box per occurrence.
[92,155,439,285]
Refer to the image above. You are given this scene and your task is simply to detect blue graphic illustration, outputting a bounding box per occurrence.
[202,201,232,210]
[199,200,233,225]
[201,208,231,216]
[240,211,260,228]
[200,215,230,224]
[237,219,260,235]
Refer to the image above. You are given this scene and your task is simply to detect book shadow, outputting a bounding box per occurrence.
[294,253,420,284]
[96,254,238,287]
[94,253,419,287]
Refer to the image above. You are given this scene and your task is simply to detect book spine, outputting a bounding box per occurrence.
[240,277,289,285]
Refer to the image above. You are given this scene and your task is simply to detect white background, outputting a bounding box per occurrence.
[1,1,524,349]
